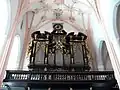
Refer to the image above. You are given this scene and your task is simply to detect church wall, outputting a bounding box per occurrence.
[20,12,35,70]
[89,12,104,71]
[16,15,27,69]
[2,0,20,69]
[88,0,120,71]
[98,0,120,70]
[0,0,11,58]
[8,0,19,34]
[18,12,34,70]
[89,0,120,86]
[0,0,20,85]
[0,0,19,60]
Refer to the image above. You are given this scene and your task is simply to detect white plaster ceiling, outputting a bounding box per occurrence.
[24,0,97,34]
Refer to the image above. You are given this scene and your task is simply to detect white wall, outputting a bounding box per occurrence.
[89,12,104,70]
[89,0,120,71]
[8,0,19,34]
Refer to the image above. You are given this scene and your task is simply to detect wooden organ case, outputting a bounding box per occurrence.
[28,23,90,71]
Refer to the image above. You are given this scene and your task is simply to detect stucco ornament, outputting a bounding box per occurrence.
[53,8,63,19]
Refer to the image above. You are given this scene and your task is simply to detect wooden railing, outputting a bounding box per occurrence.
[4,70,115,82]
[3,70,119,90]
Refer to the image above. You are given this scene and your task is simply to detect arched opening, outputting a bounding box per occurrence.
[7,35,20,70]
[101,41,113,71]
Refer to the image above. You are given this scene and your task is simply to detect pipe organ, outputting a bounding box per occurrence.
[28,23,90,71]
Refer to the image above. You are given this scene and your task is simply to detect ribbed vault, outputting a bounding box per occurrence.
[19,0,99,35]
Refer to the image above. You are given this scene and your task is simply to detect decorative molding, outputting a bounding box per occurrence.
[69,16,75,23]
[53,8,63,19]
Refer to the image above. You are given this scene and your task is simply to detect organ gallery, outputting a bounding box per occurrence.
[2,23,119,90]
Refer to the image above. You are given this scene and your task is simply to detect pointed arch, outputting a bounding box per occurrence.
[99,40,113,71]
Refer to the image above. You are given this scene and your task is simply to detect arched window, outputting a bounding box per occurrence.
[101,41,113,71]
[0,0,11,55]
[7,35,20,70]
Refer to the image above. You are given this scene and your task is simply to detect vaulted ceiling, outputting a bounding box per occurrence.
[19,0,99,34]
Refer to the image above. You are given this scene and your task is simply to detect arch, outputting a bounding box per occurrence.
[7,35,21,70]
[100,41,113,71]
[18,12,87,35]
[30,19,87,35]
